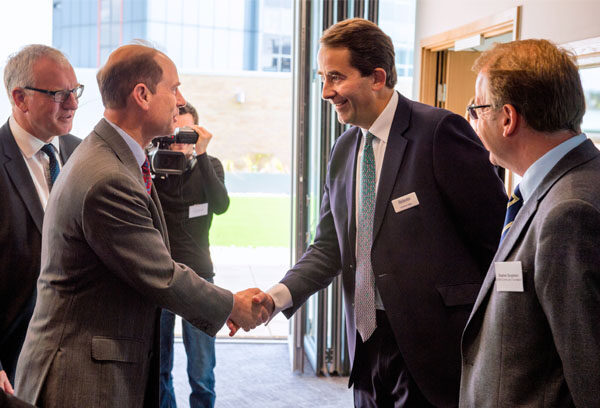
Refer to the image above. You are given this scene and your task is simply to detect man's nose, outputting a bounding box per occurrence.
[62,91,79,110]
[321,80,335,101]
[176,89,186,107]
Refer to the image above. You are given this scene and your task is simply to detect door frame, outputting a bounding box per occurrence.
[418,6,521,193]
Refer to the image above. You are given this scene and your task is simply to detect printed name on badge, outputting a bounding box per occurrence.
[392,192,419,213]
[494,261,524,292]
[189,203,208,218]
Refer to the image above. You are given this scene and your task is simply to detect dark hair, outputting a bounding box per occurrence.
[474,39,585,133]
[179,102,199,125]
[96,44,164,109]
[321,18,397,88]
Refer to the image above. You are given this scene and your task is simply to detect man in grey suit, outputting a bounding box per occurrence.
[460,39,600,407]
[0,44,81,395]
[14,44,268,408]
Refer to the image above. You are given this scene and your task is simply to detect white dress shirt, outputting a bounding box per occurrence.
[267,92,399,317]
[10,116,62,210]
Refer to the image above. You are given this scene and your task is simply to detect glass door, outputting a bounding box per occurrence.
[291,0,381,377]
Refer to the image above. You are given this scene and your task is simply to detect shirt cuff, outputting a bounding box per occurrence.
[265,283,292,325]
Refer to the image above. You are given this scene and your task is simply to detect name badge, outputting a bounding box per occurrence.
[392,192,419,213]
[494,261,524,292]
[189,203,208,218]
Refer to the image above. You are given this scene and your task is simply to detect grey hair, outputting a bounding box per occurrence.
[4,44,71,106]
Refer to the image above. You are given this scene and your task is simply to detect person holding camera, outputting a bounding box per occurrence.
[154,102,229,408]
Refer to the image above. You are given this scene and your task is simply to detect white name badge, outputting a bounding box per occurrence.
[494,261,524,292]
[189,203,208,218]
[392,192,419,213]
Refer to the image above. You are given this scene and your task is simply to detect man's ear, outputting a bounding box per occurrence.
[131,83,151,111]
[372,68,387,91]
[12,88,28,112]
[501,104,519,138]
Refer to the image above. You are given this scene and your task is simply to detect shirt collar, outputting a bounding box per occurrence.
[520,133,587,202]
[360,91,398,143]
[104,118,147,167]
[9,115,60,158]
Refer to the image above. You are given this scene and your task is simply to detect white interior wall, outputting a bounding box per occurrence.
[413,0,600,94]
[0,0,53,121]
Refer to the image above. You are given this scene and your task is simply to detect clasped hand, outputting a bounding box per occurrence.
[227,288,274,336]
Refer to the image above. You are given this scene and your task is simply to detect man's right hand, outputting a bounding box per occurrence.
[191,125,212,155]
[228,288,274,336]
[0,370,14,395]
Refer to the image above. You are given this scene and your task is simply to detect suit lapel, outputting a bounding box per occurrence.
[93,119,169,244]
[372,93,409,242]
[150,185,169,248]
[58,135,77,165]
[346,128,362,261]
[467,139,600,328]
[0,122,44,234]
[93,119,148,190]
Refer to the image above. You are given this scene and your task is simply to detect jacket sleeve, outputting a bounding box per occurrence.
[279,144,343,317]
[196,154,229,215]
[535,199,600,407]
[81,172,233,336]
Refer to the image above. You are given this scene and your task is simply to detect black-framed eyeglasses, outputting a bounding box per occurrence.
[24,84,84,103]
[467,104,492,120]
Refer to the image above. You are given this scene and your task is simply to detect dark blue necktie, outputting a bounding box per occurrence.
[40,144,60,190]
[500,184,523,243]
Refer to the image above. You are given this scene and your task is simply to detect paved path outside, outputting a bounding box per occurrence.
[174,246,290,339]
[172,246,353,407]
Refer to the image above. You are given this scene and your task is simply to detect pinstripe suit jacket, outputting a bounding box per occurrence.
[14,119,233,408]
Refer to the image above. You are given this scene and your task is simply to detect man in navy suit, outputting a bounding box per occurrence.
[241,18,507,407]
[0,44,81,394]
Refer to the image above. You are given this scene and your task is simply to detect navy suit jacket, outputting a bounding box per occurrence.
[280,93,507,407]
[0,119,80,377]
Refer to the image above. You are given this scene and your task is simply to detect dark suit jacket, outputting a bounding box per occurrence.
[460,139,600,407]
[280,93,507,407]
[0,119,80,380]
[14,119,233,408]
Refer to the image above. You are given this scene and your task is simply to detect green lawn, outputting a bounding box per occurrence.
[210,195,291,247]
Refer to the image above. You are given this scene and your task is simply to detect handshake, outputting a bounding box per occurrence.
[227,288,275,336]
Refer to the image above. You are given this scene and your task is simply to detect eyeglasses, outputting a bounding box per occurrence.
[467,104,492,120]
[24,84,84,103]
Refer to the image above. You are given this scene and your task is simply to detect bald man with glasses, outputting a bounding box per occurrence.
[0,44,81,395]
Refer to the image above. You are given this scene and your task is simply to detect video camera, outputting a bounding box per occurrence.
[148,127,198,175]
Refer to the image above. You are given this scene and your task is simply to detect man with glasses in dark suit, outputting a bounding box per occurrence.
[0,44,82,395]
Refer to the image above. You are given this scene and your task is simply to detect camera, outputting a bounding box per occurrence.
[148,127,198,175]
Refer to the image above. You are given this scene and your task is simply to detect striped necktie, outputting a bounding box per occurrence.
[141,158,152,195]
[500,184,522,243]
[355,132,377,342]
[40,144,60,190]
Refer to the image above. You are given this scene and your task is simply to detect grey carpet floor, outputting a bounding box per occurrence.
[172,341,353,407]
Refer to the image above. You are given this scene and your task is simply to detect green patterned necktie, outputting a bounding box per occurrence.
[356,132,377,342]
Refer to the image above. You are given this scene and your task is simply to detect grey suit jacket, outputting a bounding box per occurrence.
[460,139,600,407]
[14,119,233,408]
[0,119,80,378]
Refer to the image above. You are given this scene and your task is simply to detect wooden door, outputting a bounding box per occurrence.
[445,51,481,116]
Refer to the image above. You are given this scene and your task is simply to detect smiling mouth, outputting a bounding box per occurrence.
[333,99,348,108]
